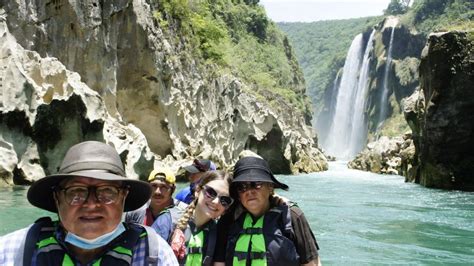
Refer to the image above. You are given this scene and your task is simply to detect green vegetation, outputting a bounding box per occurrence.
[394,57,419,87]
[379,97,410,137]
[384,0,411,15]
[401,0,473,33]
[153,0,309,114]
[278,17,382,112]
[277,0,472,116]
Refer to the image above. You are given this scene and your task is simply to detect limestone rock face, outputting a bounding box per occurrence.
[0,18,154,186]
[0,0,327,186]
[365,17,426,135]
[348,133,415,176]
[405,31,474,191]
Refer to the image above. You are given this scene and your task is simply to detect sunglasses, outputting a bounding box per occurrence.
[202,185,234,208]
[56,185,128,206]
[236,181,265,193]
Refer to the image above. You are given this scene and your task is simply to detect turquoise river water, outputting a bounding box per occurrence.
[1,161,473,264]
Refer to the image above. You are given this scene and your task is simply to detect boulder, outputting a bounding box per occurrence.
[348,133,415,176]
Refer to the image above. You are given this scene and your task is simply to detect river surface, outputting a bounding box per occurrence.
[1,161,473,264]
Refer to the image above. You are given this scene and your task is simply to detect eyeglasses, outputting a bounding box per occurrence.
[150,182,172,192]
[236,182,265,193]
[202,185,234,208]
[56,185,127,206]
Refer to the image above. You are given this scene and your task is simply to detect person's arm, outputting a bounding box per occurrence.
[150,214,172,241]
[156,235,179,265]
[302,256,322,266]
[289,206,321,265]
[272,193,290,205]
[0,226,31,265]
[213,211,234,263]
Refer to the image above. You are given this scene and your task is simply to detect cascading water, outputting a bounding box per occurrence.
[377,26,395,129]
[347,30,375,156]
[319,71,341,147]
[324,34,363,158]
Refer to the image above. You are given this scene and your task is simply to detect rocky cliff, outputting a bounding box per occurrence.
[0,0,327,186]
[0,17,154,185]
[405,31,474,191]
[365,16,425,137]
[350,30,474,191]
[316,16,426,158]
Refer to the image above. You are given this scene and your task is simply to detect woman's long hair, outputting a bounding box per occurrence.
[175,170,233,231]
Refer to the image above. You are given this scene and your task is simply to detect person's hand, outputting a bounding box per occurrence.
[170,229,186,259]
[273,193,290,206]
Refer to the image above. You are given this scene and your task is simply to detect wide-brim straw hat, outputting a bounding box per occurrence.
[232,156,289,190]
[27,141,152,213]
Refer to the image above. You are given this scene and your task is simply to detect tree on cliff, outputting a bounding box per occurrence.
[384,0,411,15]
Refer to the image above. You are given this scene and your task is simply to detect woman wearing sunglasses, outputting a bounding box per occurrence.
[152,170,233,265]
[215,156,321,266]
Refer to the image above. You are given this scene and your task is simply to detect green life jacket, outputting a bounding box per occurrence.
[233,214,267,266]
[179,220,217,266]
[21,217,159,266]
[226,205,300,266]
[185,230,203,266]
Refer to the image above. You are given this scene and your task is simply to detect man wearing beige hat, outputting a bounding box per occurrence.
[0,141,178,265]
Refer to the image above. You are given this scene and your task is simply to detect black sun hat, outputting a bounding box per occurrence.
[232,156,289,190]
[27,141,152,213]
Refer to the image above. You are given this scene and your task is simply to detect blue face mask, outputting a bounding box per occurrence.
[65,223,126,250]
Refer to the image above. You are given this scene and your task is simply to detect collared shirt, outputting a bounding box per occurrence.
[0,223,178,265]
[125,199,183,226]
[126,199,187,243]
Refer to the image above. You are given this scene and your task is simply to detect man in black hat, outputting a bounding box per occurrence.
[215,156,321,266]
[0,141,178,265]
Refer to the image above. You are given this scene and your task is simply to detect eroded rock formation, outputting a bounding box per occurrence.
[0,18,154,185]
[348,132,415,176]
[0,0,327,186]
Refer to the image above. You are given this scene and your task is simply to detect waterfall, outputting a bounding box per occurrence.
[347,30,375,156]
[377,26,395,129]
[319,71,341,148]
[324,34,363,158]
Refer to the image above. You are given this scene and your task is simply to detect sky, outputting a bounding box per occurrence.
[260,0,392,22]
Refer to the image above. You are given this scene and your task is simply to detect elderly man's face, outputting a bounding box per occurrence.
[55,177,128,239]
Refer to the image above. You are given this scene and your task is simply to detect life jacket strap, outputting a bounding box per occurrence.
[243,228,263,234]
[187,246,203,254]
[233,251,266,261]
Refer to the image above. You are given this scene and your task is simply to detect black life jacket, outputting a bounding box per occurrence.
[22,217,159,266]
[225,205,300,266]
